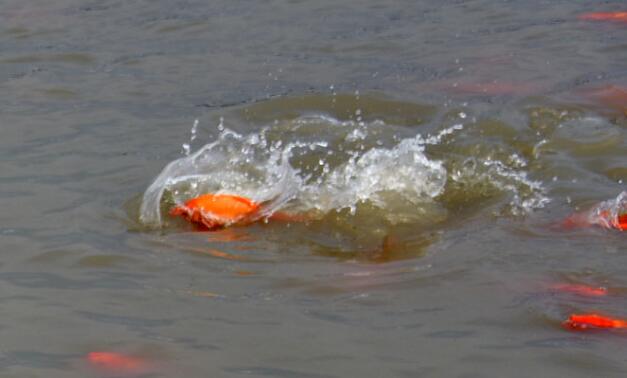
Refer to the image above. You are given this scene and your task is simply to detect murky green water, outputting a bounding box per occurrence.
[1,1,626,377]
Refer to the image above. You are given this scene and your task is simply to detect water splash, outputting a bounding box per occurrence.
[304,130,447,215]
[140,125,301,226]
[140,114,548,228]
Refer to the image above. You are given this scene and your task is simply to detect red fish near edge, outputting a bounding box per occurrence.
[565,313,627,330]
[561,192,627,232]
[563,211,627,231]
[549,283,608,297]
[579,12,627,23]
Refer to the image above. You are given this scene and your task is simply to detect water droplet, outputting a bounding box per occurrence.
[181,143,190,155]
[190,119,199,141]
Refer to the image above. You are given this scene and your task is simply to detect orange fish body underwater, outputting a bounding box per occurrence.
[87,351,148,372]
[562,210,627,231]
[560,191,627,232]
[579,12,627,22]
[170,193,310,230]
[170,193,261,229]
[565,313,627,330]
[550,283,608,297]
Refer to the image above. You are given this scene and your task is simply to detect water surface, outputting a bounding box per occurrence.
[1,1,626,377]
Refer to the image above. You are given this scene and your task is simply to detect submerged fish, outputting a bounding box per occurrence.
[579,12,627,22]
[549,283,608,297]
[564,313,627,330]
[563,211,627,231]
[561,192,627,231]
[170,193,307,230]
[87,351,148,372]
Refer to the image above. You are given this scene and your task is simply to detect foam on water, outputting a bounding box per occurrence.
[306,134,446,214]
[140,114,549,227]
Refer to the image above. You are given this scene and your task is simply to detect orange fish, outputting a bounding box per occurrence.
[579,12,627,22]
[550,283,608,297]
[170,193,260,229]
[170,193,309,230]
[87,351,148,372]
[562,210,627,231]
[561,192,627,232]
[615,213,627,231]
[564,313,627,330]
